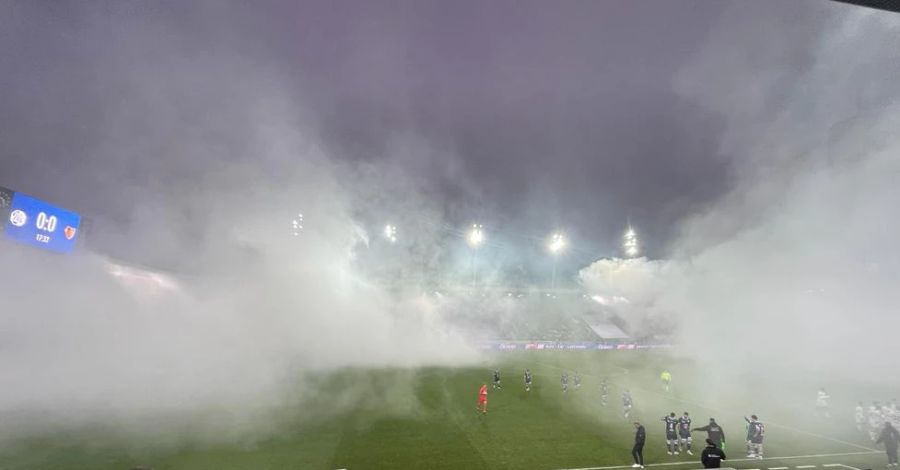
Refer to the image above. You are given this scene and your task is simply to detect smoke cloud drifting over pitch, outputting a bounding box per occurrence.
[581,2,900,378]
[0,1,483,442]
[2,0,899,448]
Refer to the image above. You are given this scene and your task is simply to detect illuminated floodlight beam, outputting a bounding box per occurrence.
[623,226,639,257]
[467,224,485,247]
[547,232,566,254]
[384,224,397,243]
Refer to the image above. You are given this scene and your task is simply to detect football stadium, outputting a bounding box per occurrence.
[1,1,900,469]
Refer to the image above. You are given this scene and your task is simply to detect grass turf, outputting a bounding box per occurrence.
[0,351,890,470]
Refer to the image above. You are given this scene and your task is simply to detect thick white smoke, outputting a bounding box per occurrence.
[0,2,480,444]
[0,146,479,444]
[581,3,900,378]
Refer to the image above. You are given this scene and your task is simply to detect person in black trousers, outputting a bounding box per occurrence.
[877,421,900,467]
[701,438,727,468]
[632,421,646,468]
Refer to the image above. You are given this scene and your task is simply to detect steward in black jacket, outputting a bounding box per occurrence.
[701,439,727,468]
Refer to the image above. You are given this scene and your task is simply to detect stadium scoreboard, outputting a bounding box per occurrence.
[0,186,81,254]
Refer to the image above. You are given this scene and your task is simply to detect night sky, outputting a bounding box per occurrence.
[0,0,866,273]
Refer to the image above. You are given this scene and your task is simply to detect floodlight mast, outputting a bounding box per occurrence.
[291,213,304,236]
[624,226,639,257]
[468,224,484,290]
[384,224,397,243]
[547,232,566,289]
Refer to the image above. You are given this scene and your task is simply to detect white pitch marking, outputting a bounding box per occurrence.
[606,378,879,453]
[796,465,817,468]
[540,361,879,453]
[554,451,879,470]
[769,466,789,469]
[764,422,878,453]
[538,363,880,467]
[538,361,629,381]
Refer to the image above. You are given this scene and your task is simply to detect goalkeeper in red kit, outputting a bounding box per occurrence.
[477,384,488,414]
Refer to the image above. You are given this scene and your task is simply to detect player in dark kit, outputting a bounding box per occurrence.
[600,379,609,406]
[701,438,727,468]
[561,373,569,393]
[744,415,764,459]
[523,369,533,392]
[623,390,634,418]
[663,412,680,455]
[693,418,726,448]
[876,421,900,467]
[492,370,502,390]
[573,371,582,390]
[679,412,694,455]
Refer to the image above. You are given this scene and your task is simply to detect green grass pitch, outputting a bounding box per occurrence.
[0,351,891,469]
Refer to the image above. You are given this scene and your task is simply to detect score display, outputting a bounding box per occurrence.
[2,190,81,253]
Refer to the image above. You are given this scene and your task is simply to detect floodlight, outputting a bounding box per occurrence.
[384,224,397,243]
[623,226,639,257]
[547,232,566,254]
[468,224,484,247]
[292,213,304,236]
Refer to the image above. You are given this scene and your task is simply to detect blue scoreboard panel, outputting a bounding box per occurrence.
[1,188,81,254]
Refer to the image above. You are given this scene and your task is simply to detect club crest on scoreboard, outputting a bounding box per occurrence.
[9,209,27,227]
